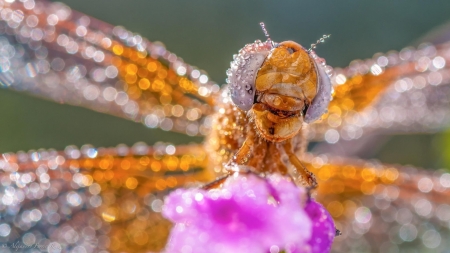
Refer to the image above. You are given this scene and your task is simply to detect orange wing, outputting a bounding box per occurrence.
[0,0,219,137]
[0,143,213,252]
[304,154,450,252]
[310,42,450,143]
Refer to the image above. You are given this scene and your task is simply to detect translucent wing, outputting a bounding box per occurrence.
[0,143,213,252]
[304,154,450,252]
[0,0,219,136]
[309,41,450,143]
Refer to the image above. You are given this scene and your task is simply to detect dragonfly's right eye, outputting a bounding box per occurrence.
[227,40,273,111]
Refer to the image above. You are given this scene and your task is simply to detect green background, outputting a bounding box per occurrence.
[0,0,450,169]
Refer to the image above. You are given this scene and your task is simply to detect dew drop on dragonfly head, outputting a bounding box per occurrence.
[308,34,331,52]
[316,57,326,66]
[324,65,333,75]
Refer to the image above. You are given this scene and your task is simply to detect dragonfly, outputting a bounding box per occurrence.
[0,0,449,252]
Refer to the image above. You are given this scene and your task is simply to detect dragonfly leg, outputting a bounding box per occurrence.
[201,165,268,190]
[283,140,317,188]
[231,132,255,165]
[201,174,231,190]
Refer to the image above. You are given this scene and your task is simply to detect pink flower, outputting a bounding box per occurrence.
[162,173,312,253]
[304,201,335,253]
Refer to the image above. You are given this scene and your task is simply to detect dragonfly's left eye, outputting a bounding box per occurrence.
[303,56,333,123]
[228,40,273,111]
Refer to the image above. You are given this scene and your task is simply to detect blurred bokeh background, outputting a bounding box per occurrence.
[1,0,450,170]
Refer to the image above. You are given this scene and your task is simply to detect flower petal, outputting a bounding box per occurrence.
[163,173,314,253]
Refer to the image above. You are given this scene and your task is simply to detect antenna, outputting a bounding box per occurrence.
[259,22,274,47]
[308,34,331,52]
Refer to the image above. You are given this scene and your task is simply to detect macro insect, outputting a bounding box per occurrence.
[0,1,450,253]
[207,24,332,187]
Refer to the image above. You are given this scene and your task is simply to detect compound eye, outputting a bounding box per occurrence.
[228,41,272,111]
[304,57,332,123]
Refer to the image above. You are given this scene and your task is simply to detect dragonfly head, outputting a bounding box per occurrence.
[228,37,332,142]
